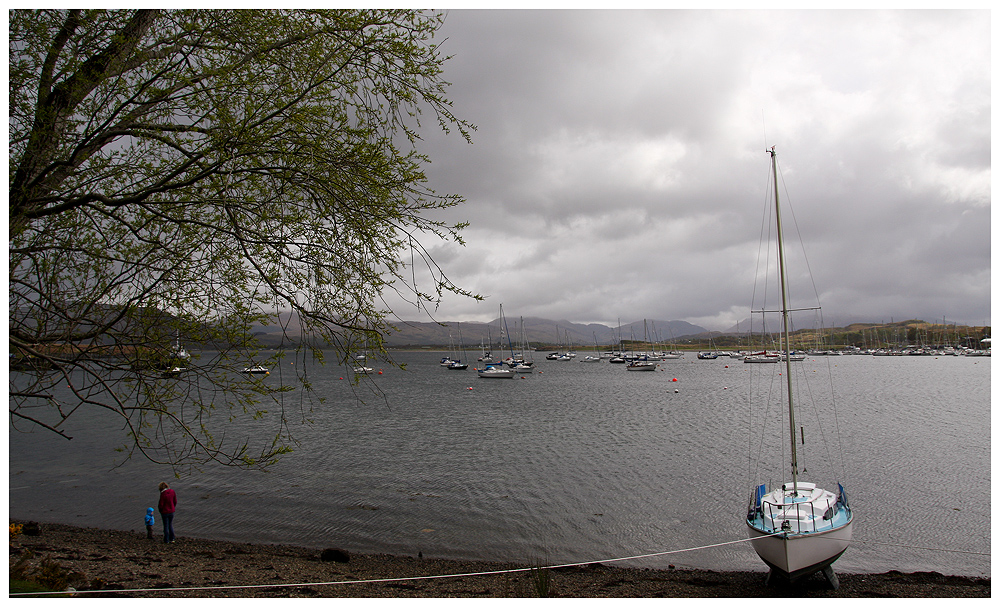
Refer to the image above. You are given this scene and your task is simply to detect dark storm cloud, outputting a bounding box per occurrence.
[405,9,990,330]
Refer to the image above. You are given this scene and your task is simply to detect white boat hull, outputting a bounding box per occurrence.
[747,519,853,581]
[477,367,515,378]
[626,362,657,371]
[744,355,779,363]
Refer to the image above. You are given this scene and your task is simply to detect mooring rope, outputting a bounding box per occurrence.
[848,538,989,557]
[13,534,988,597]
[14,536,763,596]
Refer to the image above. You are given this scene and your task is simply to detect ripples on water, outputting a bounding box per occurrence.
[8,352,990,577]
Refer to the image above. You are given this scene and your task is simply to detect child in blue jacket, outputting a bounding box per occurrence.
[145,507,155,539]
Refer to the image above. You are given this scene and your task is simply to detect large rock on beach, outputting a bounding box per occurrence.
[320,548,350,563]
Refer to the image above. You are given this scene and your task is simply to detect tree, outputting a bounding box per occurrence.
[9,9,478,470]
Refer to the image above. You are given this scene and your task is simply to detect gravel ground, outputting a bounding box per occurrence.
[9,521,990,598]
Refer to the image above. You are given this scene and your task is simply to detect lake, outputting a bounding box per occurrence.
[8,351,991,578]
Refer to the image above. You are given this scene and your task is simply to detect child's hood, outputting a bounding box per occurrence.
[147,507,154,515]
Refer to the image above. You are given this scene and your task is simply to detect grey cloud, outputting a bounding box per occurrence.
[404,9,990,330]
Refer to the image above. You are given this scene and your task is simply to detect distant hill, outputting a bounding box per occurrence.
[251,314,990,350]
[36,304,985,352]
[250,315,709,349]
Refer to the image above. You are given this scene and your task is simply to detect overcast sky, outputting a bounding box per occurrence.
[390,9,990,332]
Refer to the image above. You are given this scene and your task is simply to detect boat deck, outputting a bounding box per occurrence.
[748,481,852,535]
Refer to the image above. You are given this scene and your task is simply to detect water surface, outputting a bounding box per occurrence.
[8,352,990,577]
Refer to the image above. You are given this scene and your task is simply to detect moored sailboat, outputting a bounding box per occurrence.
[477,305,518,378]
[744,147,853,588]
[447,322,469,370]
[505,316,535,371]
[625,321,657,371]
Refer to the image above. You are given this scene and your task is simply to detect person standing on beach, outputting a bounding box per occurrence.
[158,482,177,544]
[145,507,155,539]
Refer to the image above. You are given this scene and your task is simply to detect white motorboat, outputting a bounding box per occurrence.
[744,352,780,363]
[625,360,656,371]
[476,364,515,378]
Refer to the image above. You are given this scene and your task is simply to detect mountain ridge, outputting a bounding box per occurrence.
[250,314,990,350]
[253,316,709,348]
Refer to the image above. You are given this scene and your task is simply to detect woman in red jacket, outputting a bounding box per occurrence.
[157,482,177,543]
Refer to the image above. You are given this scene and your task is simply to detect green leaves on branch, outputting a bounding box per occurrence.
[9,9,479,470]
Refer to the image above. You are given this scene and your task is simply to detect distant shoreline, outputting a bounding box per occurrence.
[9,520,990,598]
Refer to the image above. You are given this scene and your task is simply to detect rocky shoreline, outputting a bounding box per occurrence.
[9,520,990,598]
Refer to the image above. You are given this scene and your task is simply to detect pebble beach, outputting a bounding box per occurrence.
[8,520,990,598]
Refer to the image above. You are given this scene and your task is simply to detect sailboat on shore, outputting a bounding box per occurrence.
[744,147,854,588]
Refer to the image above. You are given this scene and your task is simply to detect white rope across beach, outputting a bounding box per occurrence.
[15,536,763,596]
[848,538,990,556]
[14,535,989,597]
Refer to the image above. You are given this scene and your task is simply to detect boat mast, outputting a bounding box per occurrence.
[500,304,515,358]
[520,316,532,361]
[770,146,800,494]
